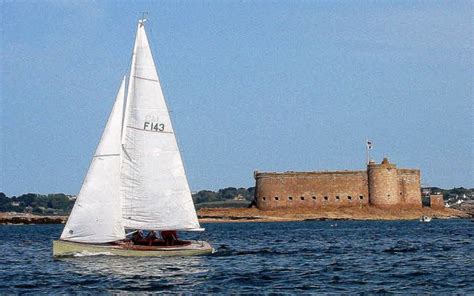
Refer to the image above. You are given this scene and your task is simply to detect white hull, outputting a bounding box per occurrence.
[53,240,214,257]
[419,216,432,222]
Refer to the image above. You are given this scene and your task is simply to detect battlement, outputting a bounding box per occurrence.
[367,157,397,169]
[255,170,367,178]
[397,169,421,175]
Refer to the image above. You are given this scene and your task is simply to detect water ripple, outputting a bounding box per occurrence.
[0,220,473,293]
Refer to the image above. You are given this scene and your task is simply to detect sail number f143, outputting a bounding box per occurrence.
[143,122,165,132]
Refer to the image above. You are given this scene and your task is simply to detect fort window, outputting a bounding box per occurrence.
[324,196,328,201]
[336,196,340,200]
[312,196,316,200]
[400,192,403,195]
[288,196,293,201]
[262,197,266,201]
[300,196,304,200]
[359,195,364,200]
[275,196,279,201]
[348,196,352,200]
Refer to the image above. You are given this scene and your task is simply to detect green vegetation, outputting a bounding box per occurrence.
[0,193,75,215]
[192,187,255,203]
[0,187,256,215]
[423,187,473,200]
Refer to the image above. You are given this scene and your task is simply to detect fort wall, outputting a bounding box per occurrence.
[397,169,422,208]
[255,158,424,210]
[255,171,369,210]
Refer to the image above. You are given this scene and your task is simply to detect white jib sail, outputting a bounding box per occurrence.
[61,77,127,243]
[120,21,201,231]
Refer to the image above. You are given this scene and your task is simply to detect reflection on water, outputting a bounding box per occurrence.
[0,221,473,293]
[63,255,208,281]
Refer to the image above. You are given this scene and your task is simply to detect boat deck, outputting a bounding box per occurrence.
[114,239,192,250]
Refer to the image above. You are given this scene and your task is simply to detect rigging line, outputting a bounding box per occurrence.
[133,76,159,82]
[126,107,172,112]
[126,109,174,113]
[121,144,132,161]
[94,153,120,158]
[125,229,138,236]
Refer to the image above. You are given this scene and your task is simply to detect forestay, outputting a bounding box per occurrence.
[120,21,201,231]
[61,78,127,243]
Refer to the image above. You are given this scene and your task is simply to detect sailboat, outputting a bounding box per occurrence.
[53,19,213,257]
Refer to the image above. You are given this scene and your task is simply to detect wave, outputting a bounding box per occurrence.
[383,246,419,254]
[72,251,115,257]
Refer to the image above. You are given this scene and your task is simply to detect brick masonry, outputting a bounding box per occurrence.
[255,158,427,210]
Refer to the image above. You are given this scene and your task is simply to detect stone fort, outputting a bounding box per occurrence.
[255,158,424,210]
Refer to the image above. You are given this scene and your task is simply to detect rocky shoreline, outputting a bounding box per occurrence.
[197,207,470,223]
[1,206,470,225]
[0,213,67,225]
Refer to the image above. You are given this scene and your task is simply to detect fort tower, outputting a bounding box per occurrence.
[367,158,400,206]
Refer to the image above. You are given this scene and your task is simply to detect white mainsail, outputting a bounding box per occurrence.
[61,77,127,243]
[120,21,201,231]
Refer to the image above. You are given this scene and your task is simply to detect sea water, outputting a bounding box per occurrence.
[0,220,473,293]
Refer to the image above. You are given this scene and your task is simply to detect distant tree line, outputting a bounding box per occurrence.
[0,187,256,215]
[192,187,255,204]
[423,187,473,200]
[0,193,75,215]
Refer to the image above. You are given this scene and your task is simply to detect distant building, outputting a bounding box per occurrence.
[233,194,246,201]
[430,194,445,209]
[254,158,432,210]
[422,188,431,196]
[67,195,77,201]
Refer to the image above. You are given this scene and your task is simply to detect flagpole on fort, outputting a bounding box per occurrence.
[366,139,372,164]
[366,139,369,164]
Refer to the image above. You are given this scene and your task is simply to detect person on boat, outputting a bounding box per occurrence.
[146,230,158,246]
[131,230,144,244]
[161,230,178,246]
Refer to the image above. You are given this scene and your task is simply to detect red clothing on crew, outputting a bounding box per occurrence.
[161,231,178,245]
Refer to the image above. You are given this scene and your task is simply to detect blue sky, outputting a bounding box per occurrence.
[1,1,472,196]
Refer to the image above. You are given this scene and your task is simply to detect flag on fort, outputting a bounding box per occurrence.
[366,141,373,150]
